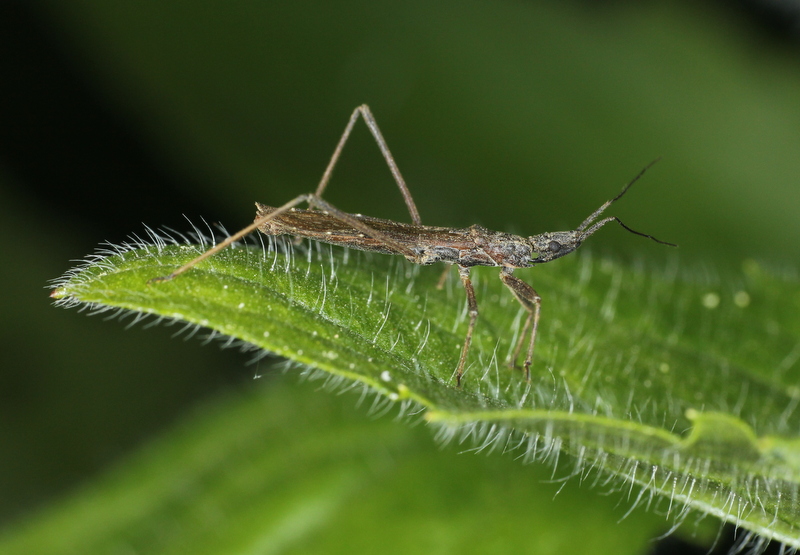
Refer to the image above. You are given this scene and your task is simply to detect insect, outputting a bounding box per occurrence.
[151,105,675,386]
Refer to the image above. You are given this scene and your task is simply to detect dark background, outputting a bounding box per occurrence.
[2,1,800,552]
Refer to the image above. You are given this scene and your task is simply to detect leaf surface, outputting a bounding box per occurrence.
[52,237,800,546]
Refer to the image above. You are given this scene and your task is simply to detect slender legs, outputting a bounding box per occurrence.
[150,104,422,282]
[316,105,421,225]
[453,266,542,385]
[500,267,541,382]
[455,266,478,387]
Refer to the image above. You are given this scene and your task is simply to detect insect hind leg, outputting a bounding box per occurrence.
[316,105,422,225]
[151,105,425,283]
[149,193,316,283]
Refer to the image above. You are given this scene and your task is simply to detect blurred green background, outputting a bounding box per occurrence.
[2,0,800,552]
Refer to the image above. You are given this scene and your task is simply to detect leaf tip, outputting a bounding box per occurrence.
[49,286,67,300]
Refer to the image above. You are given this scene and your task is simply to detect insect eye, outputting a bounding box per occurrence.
[548,241,561,253]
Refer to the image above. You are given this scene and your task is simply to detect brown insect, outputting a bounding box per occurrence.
[151,105,675,386]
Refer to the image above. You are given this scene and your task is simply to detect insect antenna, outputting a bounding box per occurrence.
[580,215,676,246]
[576,158,676,247]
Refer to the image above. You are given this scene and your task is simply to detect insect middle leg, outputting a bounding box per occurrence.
[455,265,479,387]
[500,267,541,382]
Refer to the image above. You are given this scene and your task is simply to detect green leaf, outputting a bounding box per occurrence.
[51,236,800,546]
[0,378,666,554]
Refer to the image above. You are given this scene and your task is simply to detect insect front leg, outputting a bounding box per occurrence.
[500,267,541,382]
[455,265,479,387]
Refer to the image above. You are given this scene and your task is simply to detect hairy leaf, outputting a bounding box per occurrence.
[51,234,800,546]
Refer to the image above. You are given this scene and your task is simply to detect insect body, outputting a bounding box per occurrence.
[153,105,675,386]
[255,206,539,267]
